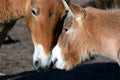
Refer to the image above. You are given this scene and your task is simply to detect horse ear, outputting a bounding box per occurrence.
[65,0,70,3]
[62,0,75,18]
[76,7,86,21]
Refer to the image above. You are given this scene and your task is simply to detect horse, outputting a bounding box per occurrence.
[25,0,67,72]
[25,0,120,72]
[52,0,120,70]
[0,0,26,46]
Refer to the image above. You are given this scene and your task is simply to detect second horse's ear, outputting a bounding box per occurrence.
[65,0,70,4]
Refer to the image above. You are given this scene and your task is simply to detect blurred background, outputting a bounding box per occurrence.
[0,0,120,80]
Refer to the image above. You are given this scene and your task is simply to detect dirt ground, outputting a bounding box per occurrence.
[0,0,120,80]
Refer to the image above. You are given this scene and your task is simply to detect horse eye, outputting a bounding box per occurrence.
[64,27,69,32]
[31,8,38,17]
[66,10,69,14]
[49,12,54,18]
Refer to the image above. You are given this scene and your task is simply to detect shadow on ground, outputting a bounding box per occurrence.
[0,62,120,80]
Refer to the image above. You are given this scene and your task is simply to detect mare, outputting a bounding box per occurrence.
[25,0,67,71]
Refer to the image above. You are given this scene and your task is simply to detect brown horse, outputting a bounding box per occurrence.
[0,0,26,46]
[25,0,67,71]
[25,0,120,72]
[52,0,120,70]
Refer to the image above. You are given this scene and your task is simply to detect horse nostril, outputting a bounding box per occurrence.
[35,60,39,68]
[53,58,58,65]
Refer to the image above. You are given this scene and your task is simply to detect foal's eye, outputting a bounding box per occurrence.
[31,8,38,17]
[64,27,69,32]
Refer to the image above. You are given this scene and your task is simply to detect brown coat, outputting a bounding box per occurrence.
[0,0,26,45]
[52,3,120,70]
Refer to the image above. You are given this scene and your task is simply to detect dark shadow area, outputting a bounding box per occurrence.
[2,35,20,45]
[0,62,120,80]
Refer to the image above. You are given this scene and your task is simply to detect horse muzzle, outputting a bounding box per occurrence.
[34,60,54,72]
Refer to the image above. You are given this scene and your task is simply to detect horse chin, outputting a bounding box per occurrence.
[51,58,72,71]
[52,60,66,70]
[36,68,51,72]
[35,61,54,72]
[52,60,74,71]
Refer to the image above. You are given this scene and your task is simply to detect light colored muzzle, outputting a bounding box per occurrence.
[33,44,53,72]
[51,45,66,70]
[33,43,66,72]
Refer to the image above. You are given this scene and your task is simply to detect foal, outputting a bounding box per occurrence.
[52,0,120,70]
